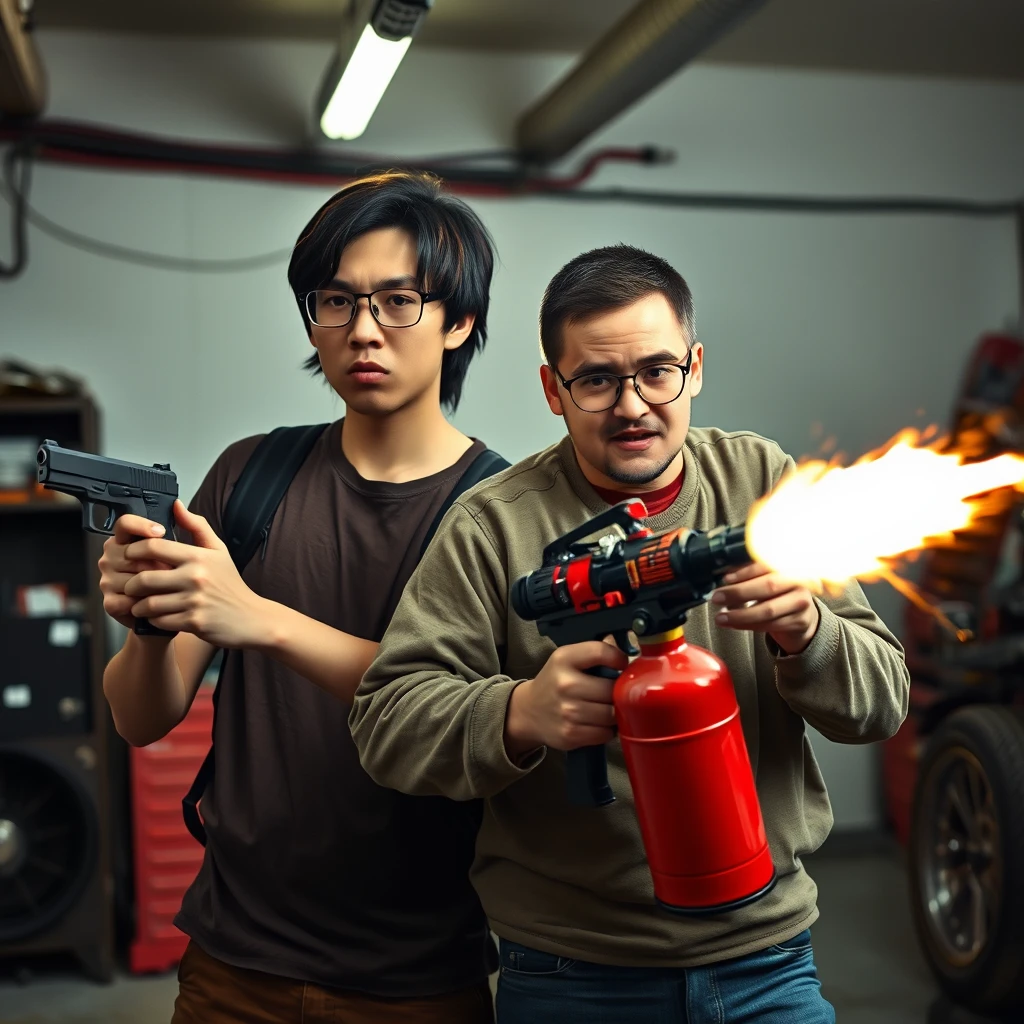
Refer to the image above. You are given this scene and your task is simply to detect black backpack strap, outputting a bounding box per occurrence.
[221,424,330,570]
[182,424,327,847]
[419,448,511,560]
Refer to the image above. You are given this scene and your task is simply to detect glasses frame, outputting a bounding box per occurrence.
[301,288,441,329]
[555,348,694,413]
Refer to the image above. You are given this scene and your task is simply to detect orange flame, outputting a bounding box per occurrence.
[746,425,1024,589]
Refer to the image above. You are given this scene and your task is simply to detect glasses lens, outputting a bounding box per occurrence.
[372,289,424,328]
[572,373,621,412]
[308,290,355,328]
[636,364,685,405]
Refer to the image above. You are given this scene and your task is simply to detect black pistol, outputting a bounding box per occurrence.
[37,439,179,637]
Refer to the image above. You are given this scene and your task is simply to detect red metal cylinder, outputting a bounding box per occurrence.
[614,627,776,914]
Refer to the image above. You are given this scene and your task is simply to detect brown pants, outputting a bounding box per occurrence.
[172,941,495,1024]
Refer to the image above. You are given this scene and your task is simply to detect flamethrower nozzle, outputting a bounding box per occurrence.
[684,523,750,578]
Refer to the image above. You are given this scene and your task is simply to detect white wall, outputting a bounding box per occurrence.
[4,31,1024,829]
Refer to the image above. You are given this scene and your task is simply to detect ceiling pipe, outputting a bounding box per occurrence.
[0,0,47,117]
[516,0,769,166]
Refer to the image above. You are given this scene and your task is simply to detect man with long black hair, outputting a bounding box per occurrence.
[97,172,502,1023]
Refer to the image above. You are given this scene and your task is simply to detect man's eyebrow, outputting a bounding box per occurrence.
[565,350,683,378]
[326,275,421,292]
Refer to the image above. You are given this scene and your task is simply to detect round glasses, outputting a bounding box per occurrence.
[556,349,693,413]
[302,288,439,329]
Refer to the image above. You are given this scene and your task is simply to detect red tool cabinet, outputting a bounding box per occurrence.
[128,683,214,974]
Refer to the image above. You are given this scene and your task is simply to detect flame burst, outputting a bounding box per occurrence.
[746,427,1024,588]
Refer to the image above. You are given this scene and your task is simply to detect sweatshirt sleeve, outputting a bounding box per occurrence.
[765,454,911,743]
[349,502,545,801]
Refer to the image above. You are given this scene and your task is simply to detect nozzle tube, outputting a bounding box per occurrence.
[673,523,749,580]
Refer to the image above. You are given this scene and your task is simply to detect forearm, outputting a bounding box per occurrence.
[103,633,192,747]
[252,598,378,704]
[351,501,543,797]
[352,669,538,799]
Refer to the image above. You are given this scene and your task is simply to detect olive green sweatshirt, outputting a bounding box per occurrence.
[351,428,910,967]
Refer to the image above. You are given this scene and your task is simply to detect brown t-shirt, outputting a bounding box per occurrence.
[173,418,497,995]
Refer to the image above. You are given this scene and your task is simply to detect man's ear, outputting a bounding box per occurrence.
[688,342,704,399]
[443,313,475,351]
[540,364,564,415]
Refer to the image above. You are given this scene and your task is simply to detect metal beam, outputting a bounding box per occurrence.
[516,0,769,165]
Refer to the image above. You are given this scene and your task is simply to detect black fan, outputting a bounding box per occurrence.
[0,750,97,942]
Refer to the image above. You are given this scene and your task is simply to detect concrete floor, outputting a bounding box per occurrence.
[0,844,944,1024]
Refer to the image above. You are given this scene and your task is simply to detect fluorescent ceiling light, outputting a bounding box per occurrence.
[317,0,431,142]
[320,23,411,141]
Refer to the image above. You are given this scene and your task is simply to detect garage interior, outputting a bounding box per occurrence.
[1,1,1023,1023]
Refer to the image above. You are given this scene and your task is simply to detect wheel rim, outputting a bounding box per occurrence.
[919,745,1002,967]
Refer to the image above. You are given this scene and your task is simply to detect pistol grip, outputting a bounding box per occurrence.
[133,619,177,638]
[566,664,618,807]
[133,496,178,638]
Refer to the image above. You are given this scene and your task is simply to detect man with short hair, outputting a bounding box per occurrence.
[352,244,910,1023]
[98,171,501,1023]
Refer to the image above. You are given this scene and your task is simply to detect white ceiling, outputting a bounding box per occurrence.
[31,0,1024,81]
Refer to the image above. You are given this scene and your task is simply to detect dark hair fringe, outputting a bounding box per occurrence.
[288,170,496,412]
[539,244,695,367]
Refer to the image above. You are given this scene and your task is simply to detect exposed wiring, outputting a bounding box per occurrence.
[0,143,294,272]
[35,206,293,272]
[546,186,1021,217]
[0,117,1021,277]
[0,143,30,278]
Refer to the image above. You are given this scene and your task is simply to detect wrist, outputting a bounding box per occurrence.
[248,596,287,654]
[504,679,542,761]
[125,629,176,658]
[773,607,821,656]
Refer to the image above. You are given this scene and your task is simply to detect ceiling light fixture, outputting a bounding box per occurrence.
[317,0,432,142]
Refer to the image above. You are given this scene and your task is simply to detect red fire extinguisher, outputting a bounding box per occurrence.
[511,501,776,914]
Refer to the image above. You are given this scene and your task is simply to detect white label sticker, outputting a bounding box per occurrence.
[48,620,80,647]
[2,685,31,709]
[23,585,66,617]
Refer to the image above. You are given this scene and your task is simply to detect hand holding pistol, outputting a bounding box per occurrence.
[37,439,179,637]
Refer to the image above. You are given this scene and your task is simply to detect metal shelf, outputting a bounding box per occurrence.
[0,500,81,515]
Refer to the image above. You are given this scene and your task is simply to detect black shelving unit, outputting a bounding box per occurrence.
[0,393,116,982]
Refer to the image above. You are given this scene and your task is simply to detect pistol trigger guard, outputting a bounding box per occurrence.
[85,501,116,535]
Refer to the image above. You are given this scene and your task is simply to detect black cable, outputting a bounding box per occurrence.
[0,147,294,272]
[1,120,1021,275]
[0,144,30,278]
[23,203,294,272]
[11,119,1020,215]
[413,148,521,166]
[0,120,533,187]
[534,185,1021,218]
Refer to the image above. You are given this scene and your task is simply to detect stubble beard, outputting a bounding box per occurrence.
[603,449,681,487]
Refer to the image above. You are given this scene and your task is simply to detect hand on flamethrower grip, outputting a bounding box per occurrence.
[503,638,629,763]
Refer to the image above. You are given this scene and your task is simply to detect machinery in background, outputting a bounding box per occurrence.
[883,329,1024,1017]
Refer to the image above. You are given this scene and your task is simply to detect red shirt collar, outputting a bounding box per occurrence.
[591,472,683,518]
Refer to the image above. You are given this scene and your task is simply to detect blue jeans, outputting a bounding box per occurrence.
[495,930,835,1024]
